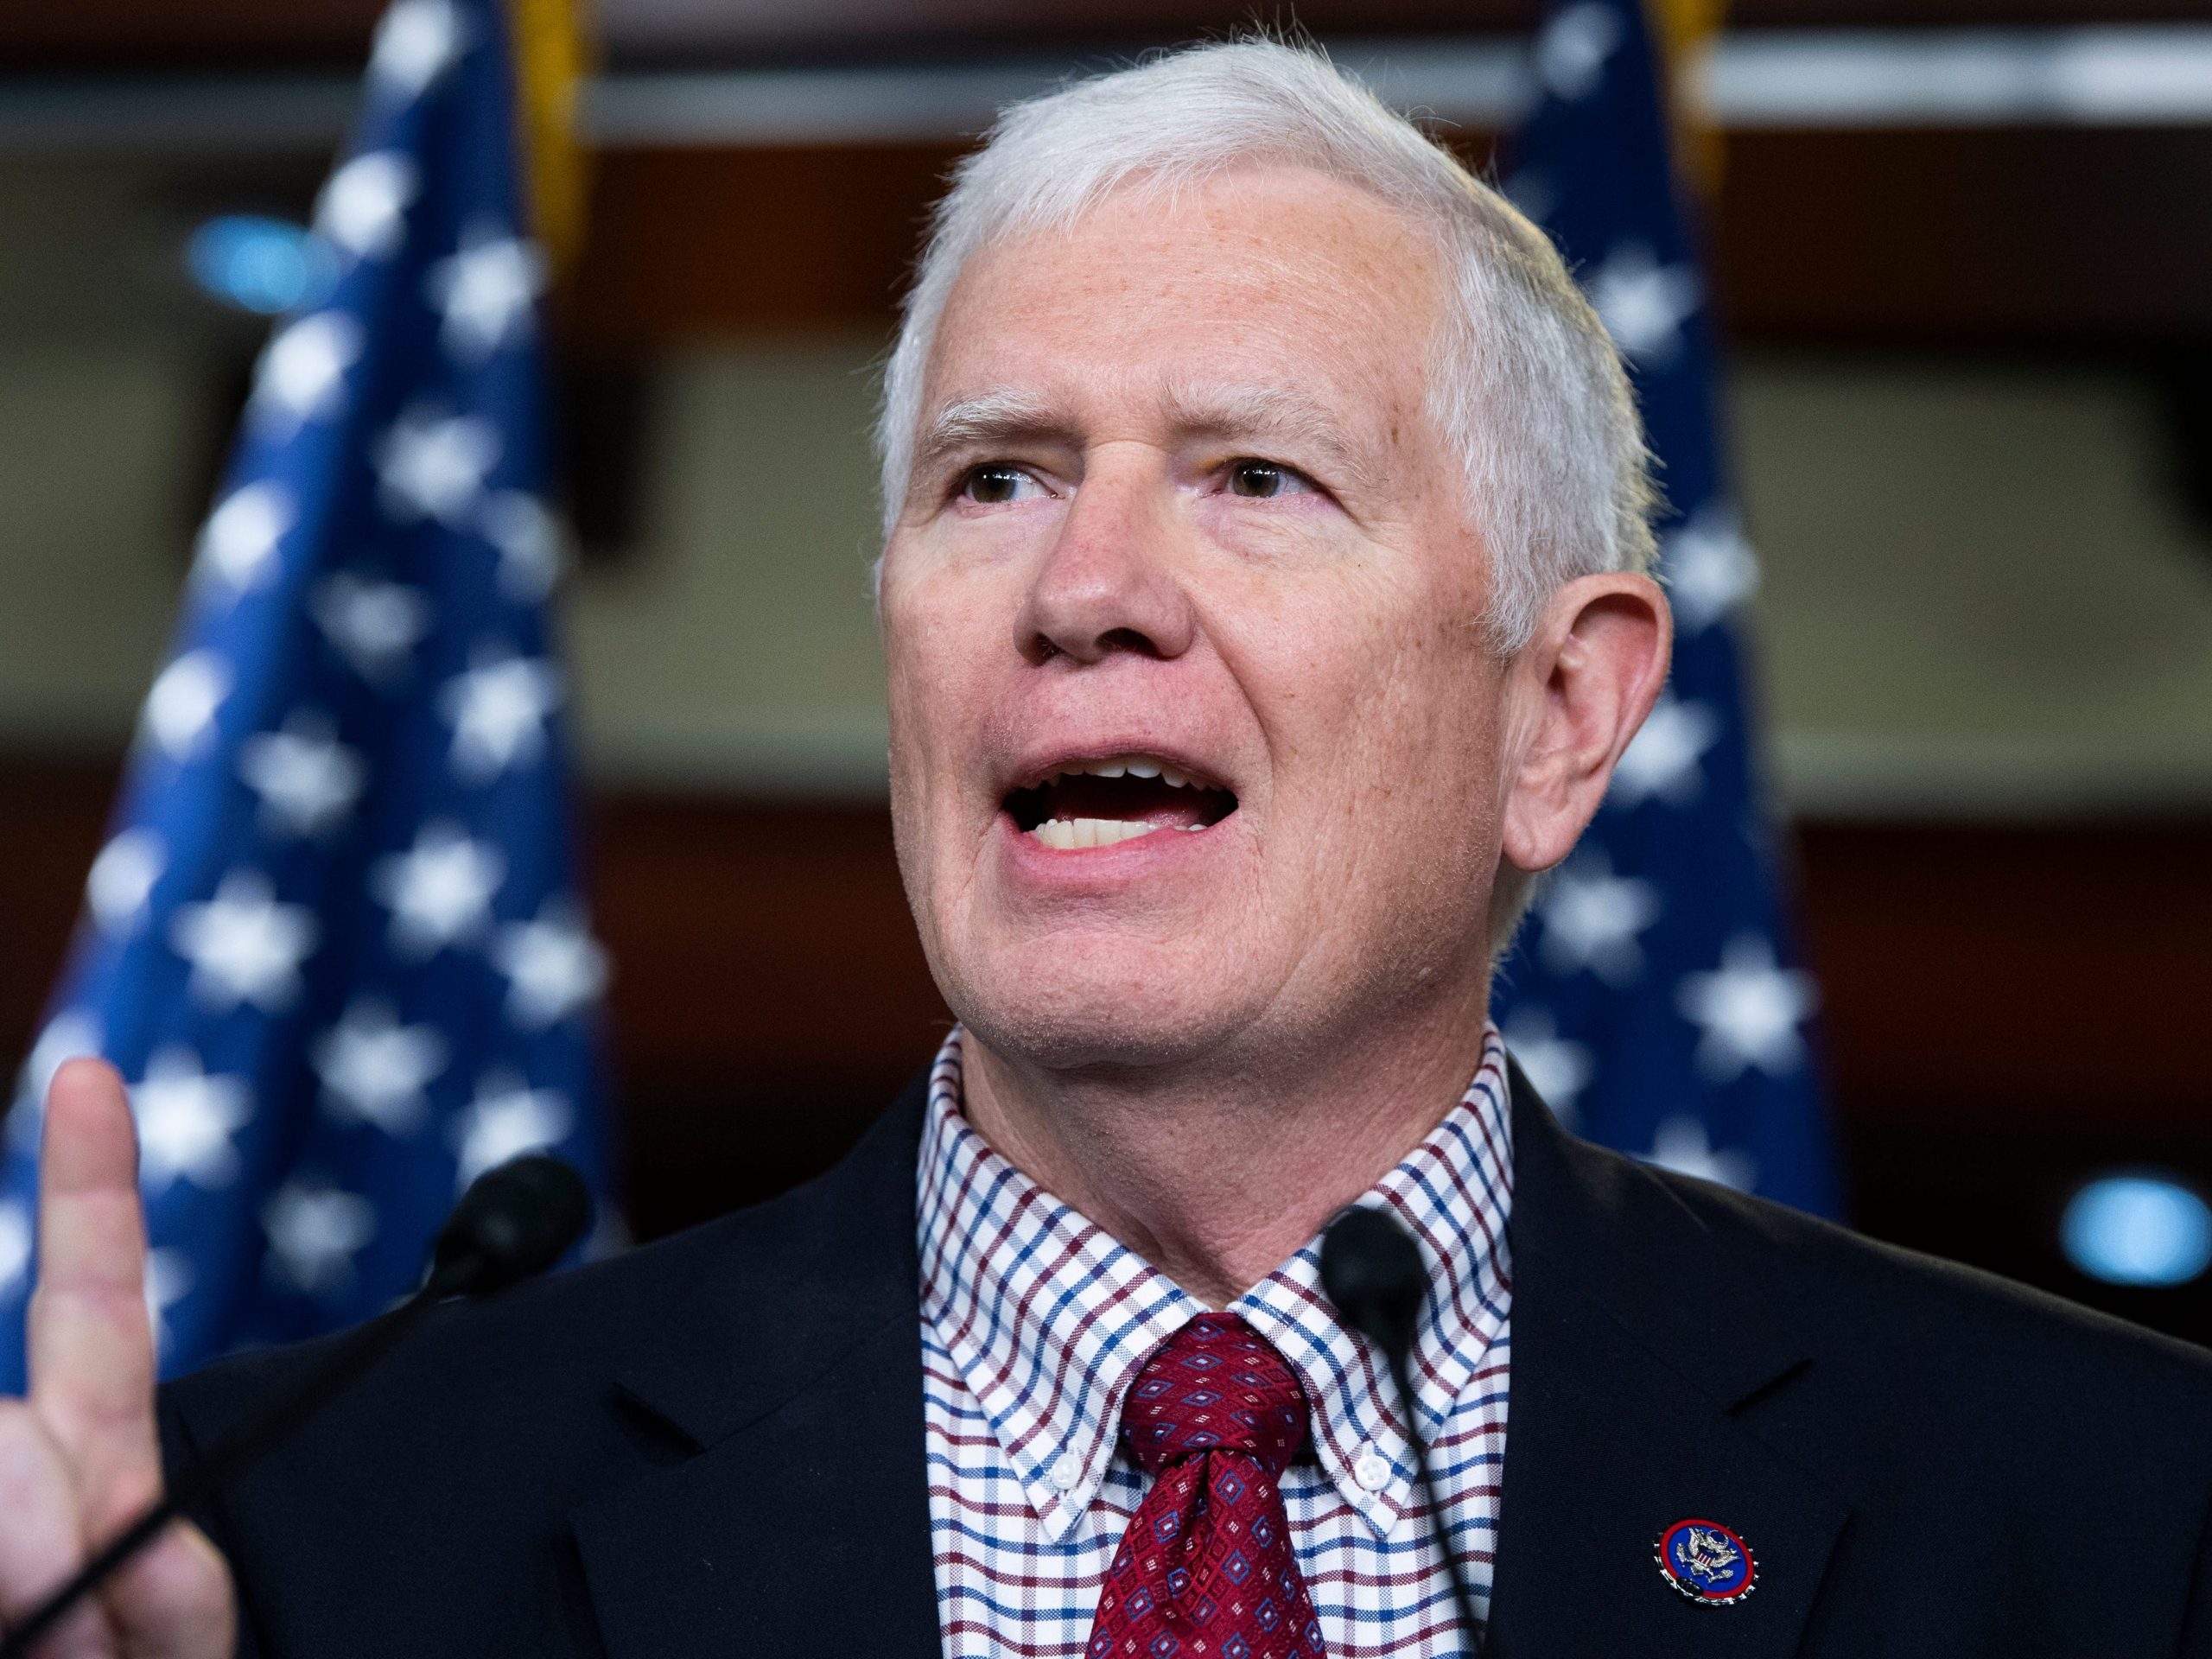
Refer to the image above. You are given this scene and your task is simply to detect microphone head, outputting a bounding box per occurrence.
[1319,1205,1427,1364]
[429,1154,593,1297]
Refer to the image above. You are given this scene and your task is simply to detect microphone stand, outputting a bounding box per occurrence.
[1319,1205,1483,1653]
[1,1289,445,1659]
[0,1154,589,1659]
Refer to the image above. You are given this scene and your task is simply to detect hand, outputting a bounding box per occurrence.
[0,1058,235,1657]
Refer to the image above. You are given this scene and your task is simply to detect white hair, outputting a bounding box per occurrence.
[874,37,1657,650]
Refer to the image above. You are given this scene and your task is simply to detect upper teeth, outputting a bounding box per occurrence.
[1043,754,1209,790]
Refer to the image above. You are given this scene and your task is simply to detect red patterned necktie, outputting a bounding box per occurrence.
[1086,1313,1328,1659]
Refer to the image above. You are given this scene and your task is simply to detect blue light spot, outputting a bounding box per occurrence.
[187,217,336,315]
[2062,1174,2212,1287]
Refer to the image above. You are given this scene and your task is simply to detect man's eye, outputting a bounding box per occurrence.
[960,465,1045,505]
[1225,460,1315,499]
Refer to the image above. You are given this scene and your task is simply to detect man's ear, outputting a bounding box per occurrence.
[1498,572,1672,876]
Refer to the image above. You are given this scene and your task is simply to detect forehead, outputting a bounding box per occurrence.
[923,163,1449,429]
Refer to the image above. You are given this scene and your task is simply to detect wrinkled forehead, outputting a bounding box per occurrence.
[914,163,1454,454]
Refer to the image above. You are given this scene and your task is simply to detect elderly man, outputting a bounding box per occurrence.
[3,38,2209,1659]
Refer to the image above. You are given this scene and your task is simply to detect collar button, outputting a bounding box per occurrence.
[1353,1447,1392,1492]
[1050,1452,1084,1493]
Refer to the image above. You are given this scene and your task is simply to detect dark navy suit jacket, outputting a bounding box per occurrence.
[162,1064,2212,1657]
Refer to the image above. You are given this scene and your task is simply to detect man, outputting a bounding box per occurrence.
[3,39,2209,1659]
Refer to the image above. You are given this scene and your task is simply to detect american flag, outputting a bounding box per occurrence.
[1491,0,1840,1215]
[0,0,611,1386]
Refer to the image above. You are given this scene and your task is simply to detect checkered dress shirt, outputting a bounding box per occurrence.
[918,1026,1514,1658]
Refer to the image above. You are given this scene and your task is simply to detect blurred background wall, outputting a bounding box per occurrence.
[3,0,2209,1337]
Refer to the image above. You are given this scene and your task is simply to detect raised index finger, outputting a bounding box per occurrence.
[29,1055,164,1526]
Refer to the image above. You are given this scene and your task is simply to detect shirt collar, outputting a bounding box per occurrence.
[916,1027,1514,1541]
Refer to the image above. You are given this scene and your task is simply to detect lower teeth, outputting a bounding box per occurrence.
[1029,817,1202,850]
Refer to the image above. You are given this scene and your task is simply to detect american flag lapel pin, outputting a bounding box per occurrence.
[1654,1517,1758,1605]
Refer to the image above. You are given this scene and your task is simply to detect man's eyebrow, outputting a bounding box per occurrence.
[912,391,1077,475]
[1161,383,1384,495]
[912,383,1387,493]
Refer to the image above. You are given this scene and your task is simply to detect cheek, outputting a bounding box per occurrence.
[1221,557,1497,830]
[884,575,995,943]
[1191,495,1364,574]
[882,556,1024,826]
[881,578,967,826]
[1372,604,1504,808]
[884,559,979,721]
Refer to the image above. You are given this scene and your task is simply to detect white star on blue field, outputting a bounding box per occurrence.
[0,0,610,1381]
[1494,0,1836,1214]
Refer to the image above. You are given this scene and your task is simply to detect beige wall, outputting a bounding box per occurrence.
[1738,356,2212,814]
[564,339,890,793]
[3,322,2209,817]
[0,340,208,749]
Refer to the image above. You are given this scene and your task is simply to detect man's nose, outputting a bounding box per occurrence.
[1015,463,1198,665]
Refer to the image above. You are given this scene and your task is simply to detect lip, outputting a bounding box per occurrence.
[995,805,1237,881]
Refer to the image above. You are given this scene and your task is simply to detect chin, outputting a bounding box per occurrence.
[947,930,1266,1075]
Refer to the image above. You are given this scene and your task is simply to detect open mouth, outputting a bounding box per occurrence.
[1003,754,1238,850]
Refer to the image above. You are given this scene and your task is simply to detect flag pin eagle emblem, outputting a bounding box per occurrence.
[1655,1517,1758,1605]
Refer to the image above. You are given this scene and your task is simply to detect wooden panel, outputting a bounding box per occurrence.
[1,0,385,71]
[565,145,958,346]
[0,758,111,1062]
[591,797,948,1101]
[561,130,2212,350]
[592,0,1537,62]
[1713,128,2212,343]
[586,792,950,1233]
[3,755,2208,1245]
[1794,821,2212,1120]
[14,0,2212,71]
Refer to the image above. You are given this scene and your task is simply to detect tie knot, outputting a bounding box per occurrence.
[1120,1313,1311,1479]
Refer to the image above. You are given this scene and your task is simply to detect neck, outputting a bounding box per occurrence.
[958,983,1494,1307]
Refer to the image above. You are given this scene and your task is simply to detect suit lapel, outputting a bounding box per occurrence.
[571,1080,943,1659]
[1484,1063,1851,1659]
[564,1058,1854,1659]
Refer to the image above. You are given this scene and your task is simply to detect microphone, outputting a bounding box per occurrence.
[1319,1205,1482,1652]
[428,1149,594,1297]
[0,1155,591,1659]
